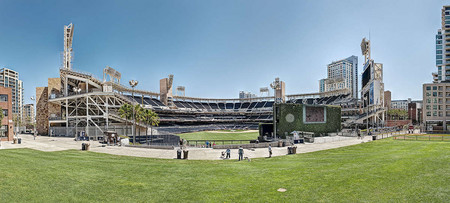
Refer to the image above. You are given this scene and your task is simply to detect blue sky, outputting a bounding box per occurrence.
[0,0,447,104]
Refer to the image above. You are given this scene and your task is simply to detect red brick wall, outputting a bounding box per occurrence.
[386,120,412,127]
[36,87,49,136]
[0,87,13,141]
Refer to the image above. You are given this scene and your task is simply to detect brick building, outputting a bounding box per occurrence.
[36,78,62,136]
[0,86,14,141]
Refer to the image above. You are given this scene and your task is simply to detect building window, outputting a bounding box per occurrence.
[0,125,7,138]
[0,94,7,102]
[2,109,7,117]
[433,86,437,90]
[427,112,431,116]
[426,86,431,91]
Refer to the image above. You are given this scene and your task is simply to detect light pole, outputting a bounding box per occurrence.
[73,87,81,139]
[129,80,138,145]
[365,94,369,136]
[30,96,36,139]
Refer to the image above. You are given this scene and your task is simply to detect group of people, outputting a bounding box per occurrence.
[204,141,216,148]
[221,144,273,160]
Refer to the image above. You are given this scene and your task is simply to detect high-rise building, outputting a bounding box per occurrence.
[435,29,443,82]
[22,104,35,124]
[424,5,450,131]
[433,6,450,82]
[391,98,411,111]
[0,68,24,119]
[319,55,358,99]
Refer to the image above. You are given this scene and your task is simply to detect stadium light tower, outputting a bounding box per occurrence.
[270,77,285,103]
[176,86,185,97]
[63,23,74,70]
[129,80,139,145]
[260,87,269,97]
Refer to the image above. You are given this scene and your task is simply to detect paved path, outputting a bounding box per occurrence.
[0,134,389,160]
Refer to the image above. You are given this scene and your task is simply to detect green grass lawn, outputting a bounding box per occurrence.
[177,130,259,141]
[0,139,449,202]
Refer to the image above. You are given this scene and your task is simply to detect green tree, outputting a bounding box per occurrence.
[118,103,133,136]
[0,109,4,122]
[143,109,159,145]
[387,109,409,120]
[134,104,144,141]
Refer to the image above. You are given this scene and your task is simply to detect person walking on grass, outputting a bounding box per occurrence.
[226,148,231,159]
[238,146,244,161]
[268,144,272,158]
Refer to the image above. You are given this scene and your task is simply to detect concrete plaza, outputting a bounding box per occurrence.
[0,133,396,160]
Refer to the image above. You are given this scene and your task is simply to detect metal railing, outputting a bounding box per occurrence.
[186,139,255,147]
[393,134,450,141]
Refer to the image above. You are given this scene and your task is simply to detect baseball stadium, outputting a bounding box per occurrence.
[34,23,386,145]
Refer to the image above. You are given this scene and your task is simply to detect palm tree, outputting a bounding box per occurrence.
[118,103,133,136]
[133,104,145,144]
[143,109,159,145]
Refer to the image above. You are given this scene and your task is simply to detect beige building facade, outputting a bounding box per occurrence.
[422,83,450,131]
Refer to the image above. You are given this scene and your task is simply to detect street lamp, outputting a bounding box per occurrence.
[129,80,138,145]
[73,87,82,139]
[30,96,36,139]
[365,94,369,136]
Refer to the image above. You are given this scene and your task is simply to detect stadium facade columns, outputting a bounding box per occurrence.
[160,75,174,107]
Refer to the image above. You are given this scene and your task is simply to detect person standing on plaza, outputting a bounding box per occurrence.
[226,148,231,159]
[268,144,272,158]
[238,146,244,161]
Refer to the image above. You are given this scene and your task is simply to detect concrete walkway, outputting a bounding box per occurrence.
[0,134,386,160]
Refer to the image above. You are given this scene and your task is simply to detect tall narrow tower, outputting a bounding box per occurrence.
[63,23,74,70]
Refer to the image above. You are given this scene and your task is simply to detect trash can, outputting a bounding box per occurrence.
[372,135,377,141]
[81,143,86,151]
[293,146,297,154]
[278,140,283,147]
[85,143,90,151]
[13,138,17,144]
[177,149,182,159]
[183,150,189,159]
[18,138,21,144]
[287,147,292,154]
[299,139,304,144]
